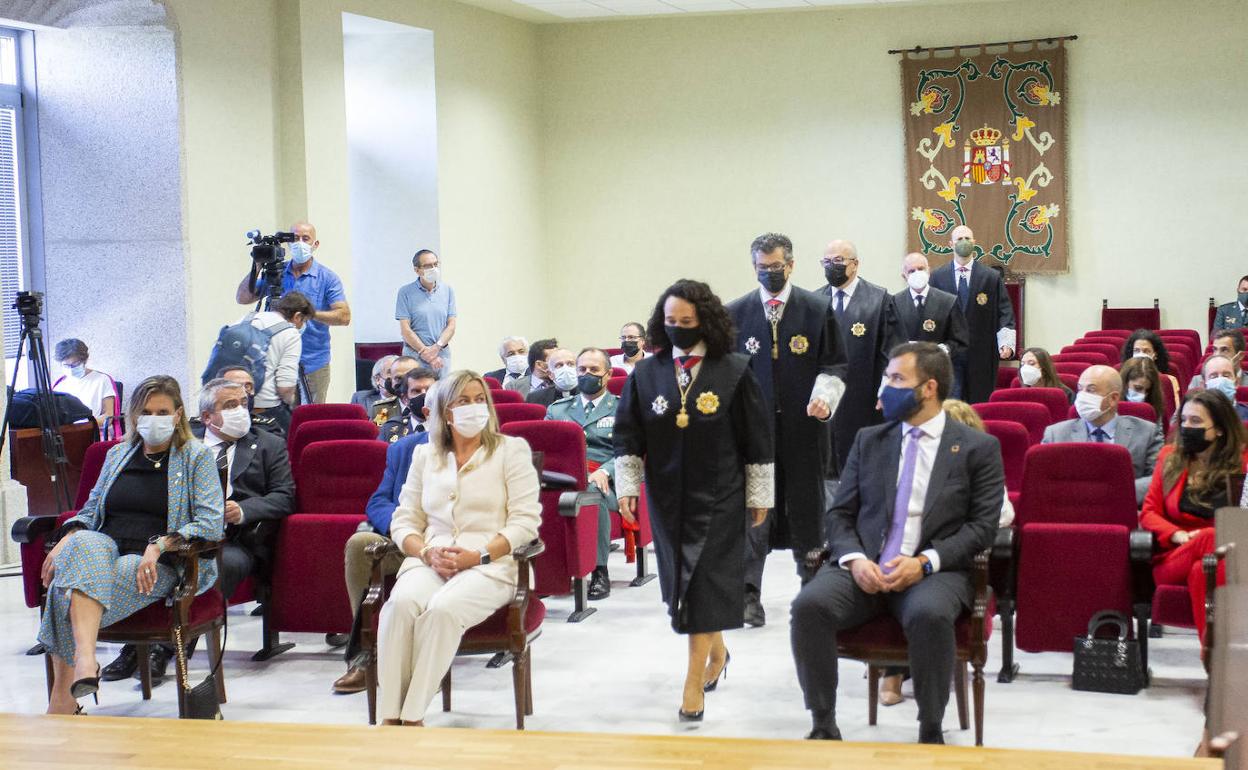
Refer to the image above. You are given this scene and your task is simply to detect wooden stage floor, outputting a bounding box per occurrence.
[0,714,1218,769]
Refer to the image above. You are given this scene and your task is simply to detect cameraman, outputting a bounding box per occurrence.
[236,221,351,403]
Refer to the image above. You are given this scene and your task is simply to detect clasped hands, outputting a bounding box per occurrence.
[423,545,480,579]
[849,555,925,594]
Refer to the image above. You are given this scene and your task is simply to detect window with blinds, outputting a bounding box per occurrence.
[0,29,29,361]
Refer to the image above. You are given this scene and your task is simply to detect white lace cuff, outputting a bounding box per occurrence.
[745,462,774,509]
[996,327,1017,351]
[810,374,845,422]
[615,454,643,498]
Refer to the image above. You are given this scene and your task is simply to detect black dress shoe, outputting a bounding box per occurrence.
[101,645,138,681]
[743,590,765,628]
[677,708,704,722]
[918,722,944,744]
[588,567,611,600]
[806,726,842,740]
[326,633,351,648]
[135,645,173,684]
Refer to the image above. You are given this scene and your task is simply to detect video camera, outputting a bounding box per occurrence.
[14,290,44,329]
[246,229,297,304]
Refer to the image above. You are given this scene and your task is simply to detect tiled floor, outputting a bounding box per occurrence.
[0,552,1206,757]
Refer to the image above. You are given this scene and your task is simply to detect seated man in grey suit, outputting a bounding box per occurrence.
[1042,364,1163,505]
[790,341,1002,745]
[504,337,558,397]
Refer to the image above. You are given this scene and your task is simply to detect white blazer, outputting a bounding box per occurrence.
[389,435,542,585]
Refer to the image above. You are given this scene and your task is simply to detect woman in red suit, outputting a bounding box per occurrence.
[1140,389,1247,643]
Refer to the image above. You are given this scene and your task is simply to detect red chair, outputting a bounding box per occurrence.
[490,389,524,404]
[1160,380,1177,427]
[1000,443,1149,682]
[1061,343,1121,362]
[495,403,548,425]
[972,402,1050,445]
[1083,329,1131,341]
[1102,298,1159,331]
[604,347,623,358]
[1158,328,1202,353]
[1011,375,1077,391]
[1160,335,1200,363]
[610,367,628,378]
[263,440,387,658]
[501,420,603,622]
[1166,349,1194,383]
[483,376,502,389]
[355,342,403,361]
[995,367,1018,390]
[289,419,386,469]
[1051,352,1110,367]
[983,420,1027,508]
[1063,401,1158,424]
[1053,362,1089,377]
[287,403,369,451]
[609,481,657,587]
[606,376,627,396]
[1238,386,1248,404]
[989,387,1068,424]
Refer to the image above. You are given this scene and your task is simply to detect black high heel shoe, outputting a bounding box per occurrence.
[678,707,704,722]
[70,664,101,704]
[703,651,731,693]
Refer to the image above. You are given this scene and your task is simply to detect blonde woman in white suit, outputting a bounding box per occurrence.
[377,370,542,726]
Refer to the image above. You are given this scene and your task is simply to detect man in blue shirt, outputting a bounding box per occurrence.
[237,221,351,403]
[396,248,456,377]
[332,427,429,694]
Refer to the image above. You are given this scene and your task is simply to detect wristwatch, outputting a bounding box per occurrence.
[478,547,492,566]
[919,555,934,577]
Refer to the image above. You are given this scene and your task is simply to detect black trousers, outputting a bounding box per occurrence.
[744,418,818,590]
[218,542,256,602]
[790,564,972,725]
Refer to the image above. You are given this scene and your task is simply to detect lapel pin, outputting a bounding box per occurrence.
[950,444,961,453]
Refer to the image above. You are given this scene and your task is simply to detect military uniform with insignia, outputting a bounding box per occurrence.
[378,408,424,444]
[546,391,620,578]
[1213,299,1248,333]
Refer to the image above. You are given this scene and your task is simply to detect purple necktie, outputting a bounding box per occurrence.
[880,426,923,571]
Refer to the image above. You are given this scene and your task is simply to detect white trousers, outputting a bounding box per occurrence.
[377,565,514,722]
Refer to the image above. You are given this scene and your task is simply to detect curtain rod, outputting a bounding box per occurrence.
[888,35,1077,56]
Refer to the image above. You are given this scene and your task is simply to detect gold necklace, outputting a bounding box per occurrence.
[674,360,698,429]
[143,449,169,469]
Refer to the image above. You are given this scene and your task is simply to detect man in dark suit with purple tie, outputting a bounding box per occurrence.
[790,342,1002,744]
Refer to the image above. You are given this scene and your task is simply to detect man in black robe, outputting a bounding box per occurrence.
[818,239,893,476]
[928,225,1015,403]
[889,253,969,371]
[727,233,848,627]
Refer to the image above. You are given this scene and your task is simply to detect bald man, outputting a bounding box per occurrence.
[889,253,967,358]
[1042,364,1163,504]
[818,239,894,475]
[237,220,352,403]
[929,225,1015,403]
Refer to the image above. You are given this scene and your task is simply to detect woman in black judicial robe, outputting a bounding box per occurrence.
[613,279,774,722]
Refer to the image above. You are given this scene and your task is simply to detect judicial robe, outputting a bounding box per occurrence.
[889,286,969,361]
[726,285,848,557]
[613,351,773,634]
[819,278,893,474]
[930,261,1015,404]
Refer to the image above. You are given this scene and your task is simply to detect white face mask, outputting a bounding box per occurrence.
[216,405,251,440]
[504,354,527,375]
[906,270,929,292]
[1018,364,1042,386]
[449,403,490,438]
[421,266,441,285]
[289,240,313,265]
[1126,389,1147,403]
[137,414,176,446]
[66,363,87,378]
[1074,390,1108,423]
[1132,350,1154,360]
[552,365,578,392]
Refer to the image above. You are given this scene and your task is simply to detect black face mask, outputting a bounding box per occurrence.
[621,341,641,358]
[758,268,787,294]
[385,377,403,396]
[1179,426,1214,455]
[577,373,604,395]
[665,324,702,351]
[246,393,256,413]
[409,392,426,417]
[825,263,849,287]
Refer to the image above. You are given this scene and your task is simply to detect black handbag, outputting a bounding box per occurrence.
[1072,610,1146,695]
[173,597,226,720]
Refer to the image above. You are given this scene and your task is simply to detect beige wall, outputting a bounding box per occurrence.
[169,0,543,400]
[537,0,1248,352]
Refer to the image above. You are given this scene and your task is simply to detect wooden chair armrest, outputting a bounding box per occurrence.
[512,539,545,562]
[1130,528,1159,607]
[557,488,603,518]
[970,548,991,649]
[11,514,59,545]
[164,538,223,604]
[804,547,831,575]
[1202,543,1233,668]
[366,538,400,565]
[507,539,545,647]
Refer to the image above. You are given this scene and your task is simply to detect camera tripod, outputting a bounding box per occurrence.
[0,292,73,514]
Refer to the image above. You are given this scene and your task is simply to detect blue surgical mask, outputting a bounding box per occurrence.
[67,363,86,378]
[879,384,922,422]
[1125,389,1147,403]
[289,240,312,265]
[1206,376,1237,403]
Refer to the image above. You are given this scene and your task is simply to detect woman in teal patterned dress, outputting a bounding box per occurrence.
[38,375,223,715]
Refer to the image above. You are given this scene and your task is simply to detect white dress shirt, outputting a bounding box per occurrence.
[831,276,860,309]
[202,429,238,507]
[758,280,794,319]
[609,352,651,373]
[839,410,945,572]
[954,259,1017,351]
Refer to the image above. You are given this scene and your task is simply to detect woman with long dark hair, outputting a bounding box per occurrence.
[1123,329,1181,408]
[613,279,773,722]
[1140,389,1248,643]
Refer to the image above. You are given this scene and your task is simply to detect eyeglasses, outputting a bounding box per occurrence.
[620,335,642,342]
[819,257,857,267]
[419,262,439,270]
[757,265,787,274]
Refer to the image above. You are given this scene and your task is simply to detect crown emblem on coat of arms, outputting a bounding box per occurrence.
[969,124,1002,147]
